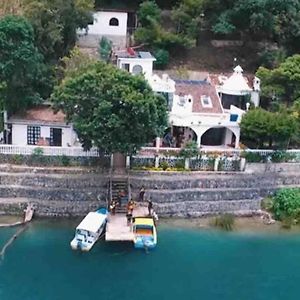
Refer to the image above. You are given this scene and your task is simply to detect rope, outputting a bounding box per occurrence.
[0,224,29,261]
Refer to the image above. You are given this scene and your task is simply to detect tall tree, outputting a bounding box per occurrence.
[240,108,297,148]
[0,15,50,113]
[172,0,205,42]
[51,62,168,154]
[256,54,300,108]
[23,0,94,63]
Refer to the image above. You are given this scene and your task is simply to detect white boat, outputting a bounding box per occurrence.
[70,208,108,251]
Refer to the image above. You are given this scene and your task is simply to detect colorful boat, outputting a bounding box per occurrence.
[133,217,157,249]
[70,208,107,251]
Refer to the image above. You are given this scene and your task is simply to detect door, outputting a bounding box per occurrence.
[50,128,62,146]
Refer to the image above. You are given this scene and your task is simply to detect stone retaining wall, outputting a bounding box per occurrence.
[0,164,299,217]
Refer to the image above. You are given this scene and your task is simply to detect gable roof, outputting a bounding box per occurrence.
[7,105,67,125]
[175,80,223,114]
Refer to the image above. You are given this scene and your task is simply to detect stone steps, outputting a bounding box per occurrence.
[0,171,299,190]
[147,185,300,203]
[155,199,262,217]
[0,197,106,217]
[0,185,106,202]
[0,173,109,188]
[0,164,101,175]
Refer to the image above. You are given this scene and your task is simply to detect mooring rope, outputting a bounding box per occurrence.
[0,224,29,261]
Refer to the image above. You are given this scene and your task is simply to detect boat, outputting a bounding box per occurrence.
[70,208,108,251]
[133,217,157,249]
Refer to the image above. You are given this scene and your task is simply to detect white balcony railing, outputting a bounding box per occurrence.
[0,145,99,157]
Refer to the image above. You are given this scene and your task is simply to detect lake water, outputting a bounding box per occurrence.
[1,220,300,300]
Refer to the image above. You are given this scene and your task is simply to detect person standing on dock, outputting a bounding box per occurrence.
[139,186,145,202]
[148,200,153,216]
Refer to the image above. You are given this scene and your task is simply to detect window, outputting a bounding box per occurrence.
[122,63,130,72]
[109,18,119,26]
[132,65,143,75]
[27,126,41,145]
[178,96,186,106]
[201,95,212,108]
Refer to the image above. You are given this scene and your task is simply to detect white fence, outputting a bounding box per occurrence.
[140,147,300,156]
[0,145,99,157]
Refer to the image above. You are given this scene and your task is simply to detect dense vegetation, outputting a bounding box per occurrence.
[0,0,299,150]
[51,61,168,154]
[271,188,300,225]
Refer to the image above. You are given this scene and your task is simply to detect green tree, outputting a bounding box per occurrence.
[0,15,50,113]
[98,37,112,62]
[59,47,97,81]
[51,62,168,154]
[137,0,161,27]
[172,0,205,42]
[23,0,94,63]
[256,54,300,108]
[240,108,297,149]
[211,0,300,47]
[134,0,194,54]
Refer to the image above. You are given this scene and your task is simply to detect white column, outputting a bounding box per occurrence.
[196,134,202,147]
[155,137,160,152]
[235,132,240,148]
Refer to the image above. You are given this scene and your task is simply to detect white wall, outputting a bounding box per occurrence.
[83,11,128,36]
[12,124,27,146]
[117,58,154,78]
[11,124,75,147]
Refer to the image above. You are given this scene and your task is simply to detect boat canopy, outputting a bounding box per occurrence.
[76,212,106,233]
[134,218,154,227]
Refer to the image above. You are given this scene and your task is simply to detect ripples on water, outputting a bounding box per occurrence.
[1,220,300,300]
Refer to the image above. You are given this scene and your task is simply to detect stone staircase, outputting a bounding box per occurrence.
[0,165,109,217]
[111,178,128,213]
[0,164,299,217]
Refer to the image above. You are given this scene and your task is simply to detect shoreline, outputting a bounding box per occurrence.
[1,214,300,234]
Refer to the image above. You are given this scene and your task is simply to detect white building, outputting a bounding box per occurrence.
[77,10,129,49]
[5,105,78,147]
[115,49,156,78]
[216,65,260,109]
[115,48,249,149]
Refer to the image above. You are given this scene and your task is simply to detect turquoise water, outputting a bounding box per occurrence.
[1,221,300,300]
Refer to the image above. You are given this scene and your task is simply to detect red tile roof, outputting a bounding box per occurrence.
[8,105,66,124]
[175,80,223,114]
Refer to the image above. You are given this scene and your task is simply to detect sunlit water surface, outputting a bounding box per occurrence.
[1,220,300,300]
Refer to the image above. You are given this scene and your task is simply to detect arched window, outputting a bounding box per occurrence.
[109,18,119,26]
[132,65,143,75]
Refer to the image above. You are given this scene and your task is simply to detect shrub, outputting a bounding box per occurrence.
[30,147,45,165]
[244,152,264,162]
[213,214,235,231]
[281,215,294,229]
[159,160,169,170]
[261,197,274,211]
[272,188,300,221]
[179,141,199,159]
[11,154,23,165]
[174,159,185,169]
[271,150,296,163]
[153,48,169,69]
[61,155,71,166]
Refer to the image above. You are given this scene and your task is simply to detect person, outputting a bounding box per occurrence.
[139,186,145,202]
[110,200,117,215]
[127,199,135,214]
[148,200,153,216]
[152,211,159,226]
[126,211,133,225]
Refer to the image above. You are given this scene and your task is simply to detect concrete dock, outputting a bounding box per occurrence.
[105,205,148,242]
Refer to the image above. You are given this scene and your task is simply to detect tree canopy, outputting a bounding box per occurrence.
[23,0,94,63]
[0,15,50,113]
[51,62,168,154]
[240,108,297,149]
[256,54,300,108]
